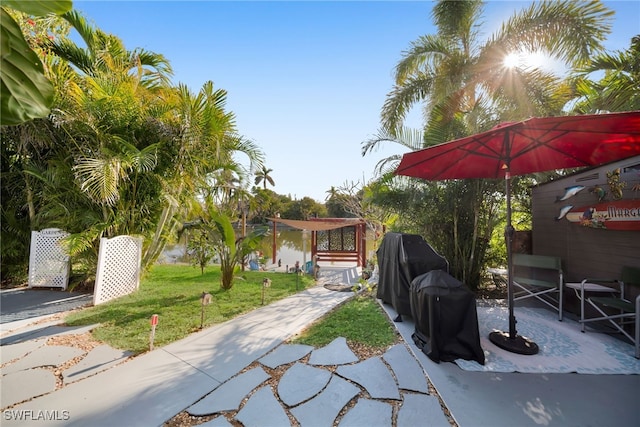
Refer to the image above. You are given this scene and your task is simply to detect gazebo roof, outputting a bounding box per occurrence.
[268,217,364,231]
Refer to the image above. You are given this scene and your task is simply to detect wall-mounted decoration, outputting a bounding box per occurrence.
[555,185,585,202]
[606,168,625,199]
[555,205,573,221]
[590,184,607,202]
[565,199,640,230]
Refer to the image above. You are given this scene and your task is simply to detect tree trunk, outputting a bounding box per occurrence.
[142,202,176,269]
[24,172,36,229]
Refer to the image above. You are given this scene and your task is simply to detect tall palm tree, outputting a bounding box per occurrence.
[325,186,338,202]
[254,166,275,190]
[366,0,613,288]
[382,0,612,141]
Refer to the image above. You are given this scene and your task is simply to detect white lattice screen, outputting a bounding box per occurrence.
[94,236,142,305]
[28,228,70,289]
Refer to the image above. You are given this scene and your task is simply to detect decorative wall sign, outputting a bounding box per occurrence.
[555,185,585,202]
[565,199,640,230]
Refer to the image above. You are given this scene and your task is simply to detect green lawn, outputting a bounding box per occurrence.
[291,294,398,349]
[65,264,315,353]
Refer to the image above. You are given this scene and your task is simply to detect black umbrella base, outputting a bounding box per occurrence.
[489,330,539,355]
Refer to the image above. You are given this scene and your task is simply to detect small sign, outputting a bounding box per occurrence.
[151,314,159,326]
[565,199,640,230]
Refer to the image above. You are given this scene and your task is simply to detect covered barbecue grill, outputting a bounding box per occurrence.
[410,269,485,365]
[376,233,448,318]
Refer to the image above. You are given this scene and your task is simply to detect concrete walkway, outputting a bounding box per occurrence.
[1,266,451,426]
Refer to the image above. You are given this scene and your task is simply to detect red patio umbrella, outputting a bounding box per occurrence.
[395,111,640,354]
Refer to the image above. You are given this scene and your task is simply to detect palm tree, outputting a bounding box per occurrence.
[47,10,173,88]
[366,0,613,288]
[381,0,613,140]
[49,48,171,268]
[142,81,265,268]
[2,9,265,283]
[254,166,275,190]
[361,126,425,177]
[324,186,339,202]
[190,196,267,289]
[570,35,640,113]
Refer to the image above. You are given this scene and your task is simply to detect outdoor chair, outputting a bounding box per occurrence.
[566,266,640,358]
[511,254,564,320]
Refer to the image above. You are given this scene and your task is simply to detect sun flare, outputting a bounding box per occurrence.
[504,53,520,69]
[503,50,547,70]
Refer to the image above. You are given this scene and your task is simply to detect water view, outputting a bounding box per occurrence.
[160,227,379,270]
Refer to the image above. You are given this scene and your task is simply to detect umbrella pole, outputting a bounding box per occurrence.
[506,172,516,339]
[488,171,539,355]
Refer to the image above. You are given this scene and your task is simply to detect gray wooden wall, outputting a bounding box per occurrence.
[531,155,640,283]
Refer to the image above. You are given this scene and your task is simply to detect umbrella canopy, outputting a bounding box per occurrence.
[394,111,640,354]
[396,111,640,179]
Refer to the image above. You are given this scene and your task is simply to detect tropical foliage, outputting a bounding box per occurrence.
[0,9,264,286]
[363,0,615,289]
[569,35,640,113]
[187,197,268,290]
[254,165,275,190]
[1,1,632,292]
[0,1,72,125]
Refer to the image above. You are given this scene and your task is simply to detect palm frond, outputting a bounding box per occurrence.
[74,156,123,205]
[381,73,433,132]
[493,0,613,67]
[395,34,450,84]
[432,0,483,41]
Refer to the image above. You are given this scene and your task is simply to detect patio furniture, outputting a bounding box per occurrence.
[566,266,640,358]
[511,254,564,320]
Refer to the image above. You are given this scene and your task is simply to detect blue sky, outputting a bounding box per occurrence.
[72,1,639,202]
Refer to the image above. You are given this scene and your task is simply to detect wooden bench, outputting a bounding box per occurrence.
[512,253,564,320]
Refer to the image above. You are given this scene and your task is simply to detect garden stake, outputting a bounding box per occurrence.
[200,291,212,329]
[262,278,271,305]
[150,314,158,351]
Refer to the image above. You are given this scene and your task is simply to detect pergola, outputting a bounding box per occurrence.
[268,217,367,267]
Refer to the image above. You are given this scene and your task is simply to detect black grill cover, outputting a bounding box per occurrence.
[410,270,485,365]
[376,233,448,316]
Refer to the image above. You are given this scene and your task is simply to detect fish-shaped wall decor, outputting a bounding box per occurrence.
[555,205,573,221]
[555,185,585,202]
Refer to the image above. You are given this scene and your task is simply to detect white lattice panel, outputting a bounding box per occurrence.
[94,235,142,305]
[28,228,70,289]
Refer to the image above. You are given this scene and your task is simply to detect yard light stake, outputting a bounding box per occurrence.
[200,291,212,329]
[150,314,158,351]
[262,278,271,305]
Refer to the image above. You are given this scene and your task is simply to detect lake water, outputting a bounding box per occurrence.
[160,227,378,270]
